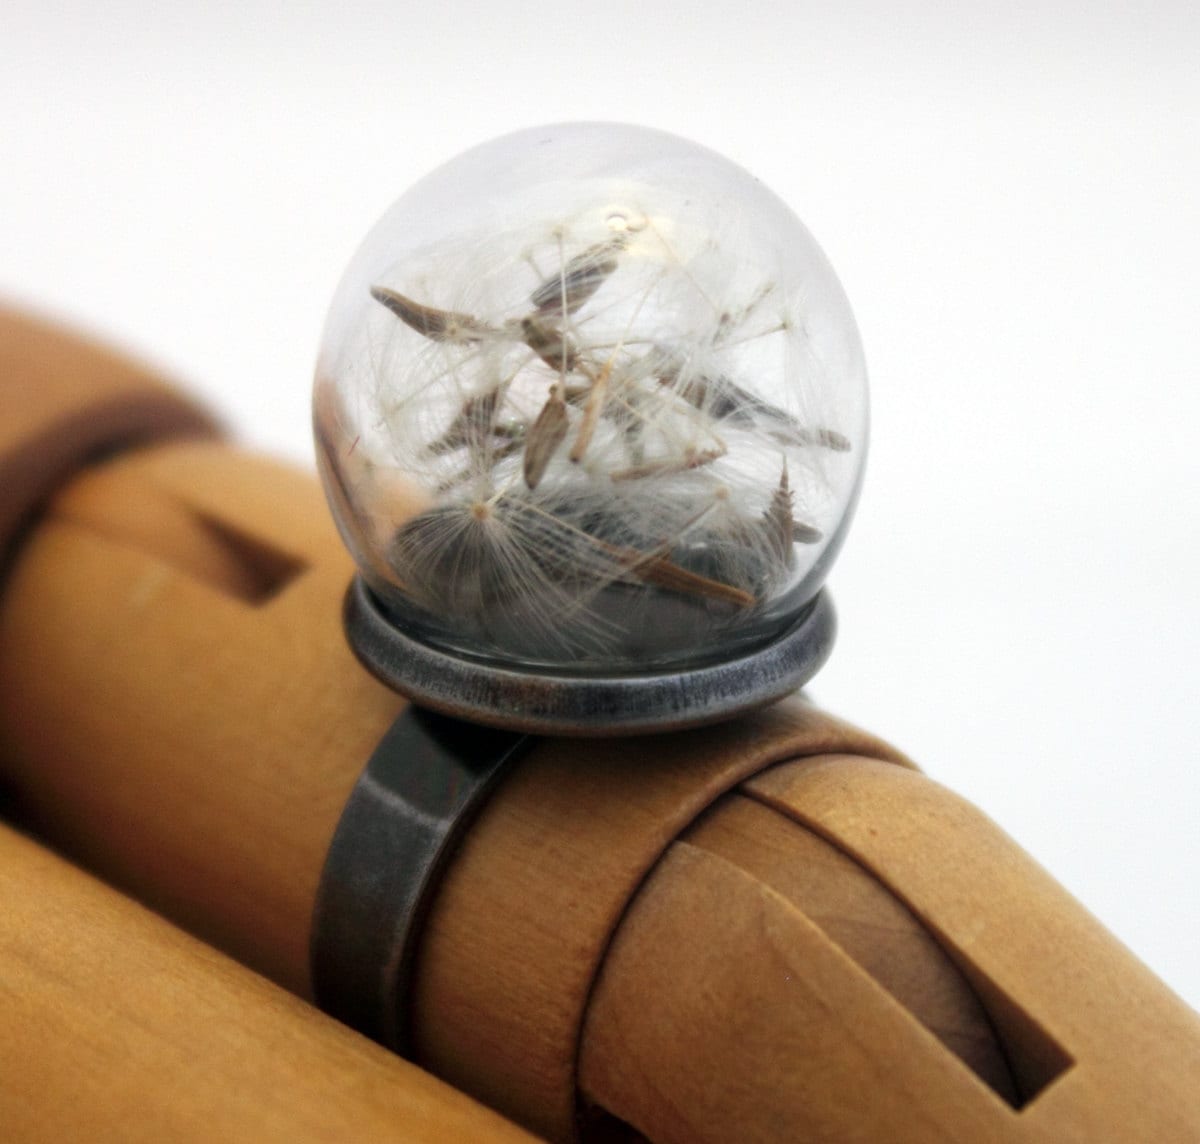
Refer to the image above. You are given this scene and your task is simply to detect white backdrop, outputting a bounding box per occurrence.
[4,2,1197,1011]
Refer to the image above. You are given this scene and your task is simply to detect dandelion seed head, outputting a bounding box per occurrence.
[315,123,867,672]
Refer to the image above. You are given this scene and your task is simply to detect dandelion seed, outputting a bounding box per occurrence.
[523,384,570,488]
[569,353,617,463]
[530,236,625,316]
[622,549,754,608]
[764,461,796,567]
[520,315,579,372]
[370,286,497,344]
[425,389,501,456]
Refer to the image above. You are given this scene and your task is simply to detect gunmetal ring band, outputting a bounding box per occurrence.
[310,705,532,1053]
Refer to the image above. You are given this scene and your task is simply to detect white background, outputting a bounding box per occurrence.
[4,2,1197,1011]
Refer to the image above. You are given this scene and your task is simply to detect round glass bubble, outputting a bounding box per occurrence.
[314,123,867,675]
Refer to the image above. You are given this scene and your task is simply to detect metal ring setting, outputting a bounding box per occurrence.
[343,575,837,736]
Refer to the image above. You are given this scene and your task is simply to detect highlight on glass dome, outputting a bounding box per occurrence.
[314,123,867,682]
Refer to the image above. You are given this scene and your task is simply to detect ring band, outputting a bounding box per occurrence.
[311,705,531,1052]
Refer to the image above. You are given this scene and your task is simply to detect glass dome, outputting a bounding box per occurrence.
[314,123,867,676]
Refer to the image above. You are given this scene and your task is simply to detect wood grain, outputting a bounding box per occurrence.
[0,443,413,998]
[575,753,1200,1141]
[680,790,1019,1101]
[0,307,216,565]
[0,823,536,1144]
[743,755,1200,1140]
[581,842,1009,1144]
[409,701,910,1139]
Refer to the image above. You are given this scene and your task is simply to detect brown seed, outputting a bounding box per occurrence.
[520,316,578,372]
[370,286,495,343]
[567,523,755,609]
[569,355,620,463]
[764,461,796,566]
[523,387,570,489]
[426,389,501,455]
[812,427,851,451]
[530,238,624,316]
[621,548,754,608]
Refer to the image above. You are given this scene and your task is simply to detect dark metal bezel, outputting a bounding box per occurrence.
[343,575,836,736]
